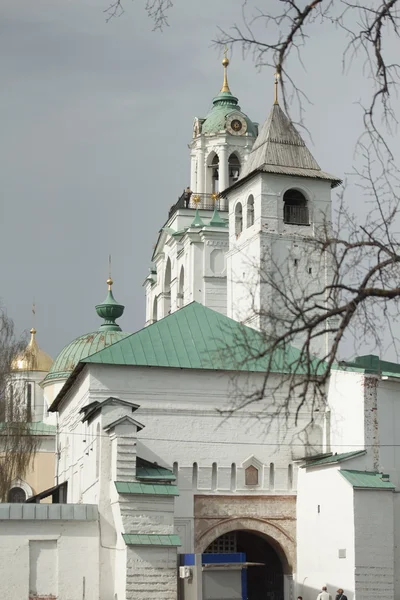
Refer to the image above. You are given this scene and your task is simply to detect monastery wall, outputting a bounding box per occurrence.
[0,513,99,600]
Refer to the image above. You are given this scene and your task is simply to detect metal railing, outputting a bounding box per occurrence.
[168,192,226,219]
[284,204,310,225]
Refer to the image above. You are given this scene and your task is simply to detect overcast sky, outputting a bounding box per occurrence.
[1,0,399,360]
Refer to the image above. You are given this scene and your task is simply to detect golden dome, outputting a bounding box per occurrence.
[12,328,53,373]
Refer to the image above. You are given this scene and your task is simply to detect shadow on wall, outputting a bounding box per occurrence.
[299,583,353,600]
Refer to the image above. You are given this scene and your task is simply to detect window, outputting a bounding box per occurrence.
[211,154,219,193]
[228,154,240,186]
[245,465,259,486]
[247,195,254,227]
[235,202,243,236]
[8,487,26,503]
[211,462,217,490]
[152,297,158,323]
[283,189,309,225]
[26,382,33,421]
[178,267,184,307]
[164,257,172,315]
[192,462,198,489]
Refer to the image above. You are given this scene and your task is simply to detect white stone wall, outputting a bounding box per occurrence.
[0,519,99,600]
[126,546,178,600]
[353,489,394,600]
[296,464,357,600]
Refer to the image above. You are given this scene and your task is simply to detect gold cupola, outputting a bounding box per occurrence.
[12,328,53,373]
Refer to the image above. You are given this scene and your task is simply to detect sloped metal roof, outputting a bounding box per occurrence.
[136,457,176,481]
[239,103,341,188]
[82,302,323,376]
[114,481,179,496]
[340,470,395,490]
[122,534,181,547]
[0,503,98,521]
[303,450,366,467]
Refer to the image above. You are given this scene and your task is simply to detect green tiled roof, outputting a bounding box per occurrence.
[114,481,179,496]
[303,450,366,467]
[340,470,395,490]
[136,457,175,481]
[82,302,322,375]
[122,534,181,547]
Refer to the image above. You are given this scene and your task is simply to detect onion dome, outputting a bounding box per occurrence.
[42,278,129,385]
[12,328,53,372]
[201,54,258,137]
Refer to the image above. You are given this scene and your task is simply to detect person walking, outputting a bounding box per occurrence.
[336,589,347,600]
[317,586,332,600]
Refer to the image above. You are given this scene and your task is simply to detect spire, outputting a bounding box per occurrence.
[209,206,227,227]
[190,207,205,228]
[221,47,231,94]
[274,71,280,105]
[238,102,342,186]
[95,274,125,332]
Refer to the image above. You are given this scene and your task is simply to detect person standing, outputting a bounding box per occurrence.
[336,588,348,600]
[317,586,332,600]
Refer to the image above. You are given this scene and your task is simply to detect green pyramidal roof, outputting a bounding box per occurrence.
[42,279,128,385]
[82,302,323,375]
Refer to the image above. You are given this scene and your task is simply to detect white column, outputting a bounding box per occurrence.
[190,154,197,192]
[219,145,228,191]
[198,148,205,194]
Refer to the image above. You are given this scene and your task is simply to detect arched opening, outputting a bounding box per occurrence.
[152,296,158,323]
[283,189,309,225]
[235,202,243,237]
[8,486,27,503]
[178,266,184,308]
[228,153,241,186]
[247,194,255,227]
[204,152,220,195]
[164,257,172,315]
[205,530,284,600]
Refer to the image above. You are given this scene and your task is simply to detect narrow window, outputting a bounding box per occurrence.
[294,259,298,267]
[192,462,198,489]
[235,202,243,236]
[152,296,158,323]
[230,463,237,491]
[247,195,254,227]
[288,463,293,490]
[269,463,275,489]
[211,462,217,490]
[308,267,312,274]
[228,154,241,186]
[26,382,33,421]
[173,461,178,478]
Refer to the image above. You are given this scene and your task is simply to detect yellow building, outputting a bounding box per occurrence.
[9,328,55,502]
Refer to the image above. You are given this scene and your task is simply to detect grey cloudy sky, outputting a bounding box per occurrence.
[1,0,398,359]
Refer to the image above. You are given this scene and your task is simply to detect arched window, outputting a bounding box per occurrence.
[247,194,254,227]
[192,462,198,489]
[283,189,309,225]
[178,267,184,307]
[211,154,219,193]
[152,297,158,323]
[211,462,217,490]
[230,463,237,491]
[235,202,243,237]
[164,257,171,315]
[228,154,241,186]
[8,487,26,503]
[95,424,100,480]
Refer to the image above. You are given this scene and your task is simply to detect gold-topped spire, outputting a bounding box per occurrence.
[11,304,53,372]
[220,46,231,93]
[107,254,113,290]
[274,70,280,104]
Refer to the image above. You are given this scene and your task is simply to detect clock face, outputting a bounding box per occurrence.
[226,114,247,136]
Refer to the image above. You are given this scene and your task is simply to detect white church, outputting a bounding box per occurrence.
[4,56,400,600]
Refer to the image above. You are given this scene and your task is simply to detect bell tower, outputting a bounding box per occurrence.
[189,52,258,208]
[223,77,342,357]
